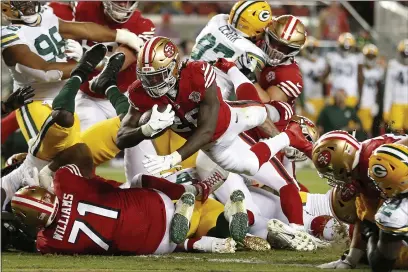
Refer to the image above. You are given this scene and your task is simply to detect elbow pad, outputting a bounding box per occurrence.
[16,64,62,83]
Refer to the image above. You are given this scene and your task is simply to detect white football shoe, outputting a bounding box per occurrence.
[193,237,237,253]
[267,219,315,251]
[170,192,195,244]
[290,223,331,249]
[224,190,249,243]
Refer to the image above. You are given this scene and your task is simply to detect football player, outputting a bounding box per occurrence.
[358,44,384,137]
[366,143,408,271]
[324,33,364,108]
[383,39,408,133]
[313,131,407,269]
[0,1,144,148]
[297,36,328,123]
[117,37,312,211]
[190,0,271,98]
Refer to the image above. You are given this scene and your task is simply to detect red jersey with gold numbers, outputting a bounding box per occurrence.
[259,61,303,131]
[74,1,155,98]
[36,164,166,255]
[128,61,231,141]
[354,134,406,197]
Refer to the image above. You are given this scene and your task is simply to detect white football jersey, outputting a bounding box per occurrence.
[1,7,67,100]
[297,56,327,99]
[360,66,384,108]
[190,14,267,98]
[326,52,362,98]
[376,197,408,238]
[384,59,408,113]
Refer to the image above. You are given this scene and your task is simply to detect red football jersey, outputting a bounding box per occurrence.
[74,1,155,98]
[354,134,405,197]
[259,61,303,131]
[128,61,231,141]
[47,2,74,21]
[36,164,166,255]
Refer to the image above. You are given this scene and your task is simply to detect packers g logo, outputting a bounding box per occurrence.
[258,10,271,22]
[372,164,388,178]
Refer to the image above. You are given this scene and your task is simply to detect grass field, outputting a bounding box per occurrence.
[2,167,374,272]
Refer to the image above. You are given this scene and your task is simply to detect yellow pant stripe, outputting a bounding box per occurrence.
[20,105,39,138]
[30,115,56,156]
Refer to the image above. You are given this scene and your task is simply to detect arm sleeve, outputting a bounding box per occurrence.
[1,26,25,52]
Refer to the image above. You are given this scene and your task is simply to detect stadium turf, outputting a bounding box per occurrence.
[3,167,373,272]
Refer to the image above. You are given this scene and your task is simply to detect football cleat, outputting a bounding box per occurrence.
[224,190,249,243]
[193,237,237,253]
[284,120,313,159]
[70,44,108,83]
[194,166,229,201]
[290,223,331,249]
[214,58,236,74]
[267,219,315,251]
[90,52,125,96]
[170,192,195,244]
[239,234,271,251]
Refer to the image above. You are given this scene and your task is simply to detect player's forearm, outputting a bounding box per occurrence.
[116,126,147,150]
[45,61,78,79]
[177,128,214,161]
[60,21,116,42]
[259,117,280,137]
[254,83,272,103]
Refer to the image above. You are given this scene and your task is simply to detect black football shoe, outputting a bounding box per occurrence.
[70,43,108,83]
[90,52,125,96]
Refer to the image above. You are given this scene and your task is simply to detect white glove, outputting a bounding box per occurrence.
[143,152,182,176]
[235,52,258,73]
[284,147,307,162]
[39,165,55,193]
[22,166,39,187]
[64,39,84,62]
[141,104,175,137]
[317,259,354,269]
[115,28,144,52]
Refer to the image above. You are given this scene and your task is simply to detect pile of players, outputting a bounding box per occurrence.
[1,1,407,271]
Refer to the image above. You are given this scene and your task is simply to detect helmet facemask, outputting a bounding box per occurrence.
[5,1,42,26]
[137,59,178,98]
[103,1,138,23]
[263,31,300,66]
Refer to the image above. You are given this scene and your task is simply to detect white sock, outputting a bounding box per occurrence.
[227,66,251,89]
[2,165,25,210]
[261,133,290,159]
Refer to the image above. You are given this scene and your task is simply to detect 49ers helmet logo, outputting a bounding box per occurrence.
[164,42,176,58]
[372,164,388,178]
[317,150,331,167]
[258,10,271,22]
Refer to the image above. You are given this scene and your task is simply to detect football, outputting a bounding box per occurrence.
[138,105,169,126]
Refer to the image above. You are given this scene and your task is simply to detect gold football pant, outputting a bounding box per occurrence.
[357,108,374,133]
[153,130,198,168]
[187,198,225,238]
[386,104,408,131]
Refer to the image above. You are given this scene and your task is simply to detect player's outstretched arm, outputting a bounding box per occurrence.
[116,106,145,150]
[58,20,144,52]
[176,83,219,161]
[2,44,76,79]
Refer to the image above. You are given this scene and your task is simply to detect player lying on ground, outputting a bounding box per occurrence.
[7,141,247,255]
[362,143,408,272]
[313,132,408,269]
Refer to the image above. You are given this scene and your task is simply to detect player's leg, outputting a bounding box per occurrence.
[124,141,157,181]
[75,91,108,131]
[16,101,50,141]
[357,108,373,136]
[389,104,404,132]
[345,96,358,108]
[403,104,408,133]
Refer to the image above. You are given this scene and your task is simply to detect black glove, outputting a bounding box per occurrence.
[2,86,35,115]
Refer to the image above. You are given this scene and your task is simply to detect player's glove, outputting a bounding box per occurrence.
[39,165,55,193]
[317,259,355,269]
[115,29,145,52]
[143,152,182,176]
[2,86,35,115]
[141,104,175,137]
[284,146,307,162]
[64,39,84,62]
[235,53,258,83]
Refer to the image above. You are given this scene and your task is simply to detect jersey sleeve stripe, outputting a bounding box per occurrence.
[1,34,19,47]
[286,81,301,95]
[62,164,83,177]
[205,67,216,88]
[278,83,296,97]
[278,101,293,117]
